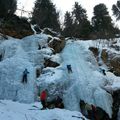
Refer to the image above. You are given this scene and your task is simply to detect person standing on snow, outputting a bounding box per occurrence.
[40,89,47,110]
[22,68,29,83]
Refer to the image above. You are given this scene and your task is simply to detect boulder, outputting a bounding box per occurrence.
[33,25,42,34]
[112,90,120,120]
[44,58,60,68]
[111,44,120,51]
[101,49,108,64]
[89,47,99,61]
[110,56,120,76]
[0,15,33,38]
[90,47,120,76]
[48,37,65,53]
[101,50,120,76]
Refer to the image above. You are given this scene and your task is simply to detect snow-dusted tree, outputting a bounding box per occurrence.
[32,0,60,31]
[0,0,17,17]
[92,4,115,39]
[112,0,120,21]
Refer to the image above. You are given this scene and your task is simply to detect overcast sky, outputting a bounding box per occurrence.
[17,0,119,26]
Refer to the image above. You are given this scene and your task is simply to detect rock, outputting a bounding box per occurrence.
[33,25,42,34]
[43,28,59,37]
[110,56,120,76]
[111,44,120,51]
[36,68,41,78]
[0,15,33,38]
[48,37,65,53]
[101,49,108,64]
[112,90,120,120]
[47,36,53,43]
[89,47,99,59]
[44,58,60,68]
[102,51,120,76]
[0,33,8,40]
[92,48,120,76]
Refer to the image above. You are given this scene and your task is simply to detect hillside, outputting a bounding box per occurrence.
[0,29,120,120]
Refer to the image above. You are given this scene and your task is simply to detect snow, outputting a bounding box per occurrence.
[0,100,86,120]
[0,34,50,103]
[22,34,48,52]
[50,54,62,64]
[106,72,120,91]
[0,57,35,103]
[31,24,37,34]
[61,40,113,117]
[0,32,120,119]
[36,66,69,101]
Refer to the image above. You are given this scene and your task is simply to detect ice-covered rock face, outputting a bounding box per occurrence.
[21,34,48,52]
[0,32,119,119]
[36,67,69,101]
[0,34,50,103]
[36,39,113,118]
[61,40,113,118]
[0,39,21,60]
[0,57,35,103]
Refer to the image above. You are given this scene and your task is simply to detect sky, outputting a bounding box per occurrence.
[16,0,119,26]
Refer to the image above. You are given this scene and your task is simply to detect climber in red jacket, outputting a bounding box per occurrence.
[40,89,47,110]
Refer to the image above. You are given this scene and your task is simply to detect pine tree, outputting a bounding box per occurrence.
[72,2,87,24]
[0,0,17,17]
[72,2,91,38]
[32,0,60,31]
[63,11,73,37]
[112,0,120,21]
[92,4,115,39]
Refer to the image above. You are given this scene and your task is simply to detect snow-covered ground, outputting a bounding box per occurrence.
[0,33,120,119]
[0,100,86,120]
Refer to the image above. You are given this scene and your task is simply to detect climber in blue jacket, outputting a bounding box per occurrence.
[22,68,29,83]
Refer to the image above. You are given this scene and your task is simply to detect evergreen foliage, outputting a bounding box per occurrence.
[92,4,115,39]
[0,0,17,17]
[32,0,60,31]
[72,2,87,23]
[63,11,73,37]
[112,0,120,21]
[63,2,92,39]
[72,2,91,38]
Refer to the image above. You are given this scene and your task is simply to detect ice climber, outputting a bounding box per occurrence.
[22,68,29,83]
[40,89,47,110]
[99,68,106,76]
[55,96,64,108]
[102,69,106,75]
[67,64,72,73]
[91,104,98,120]
[0,54,2,61]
